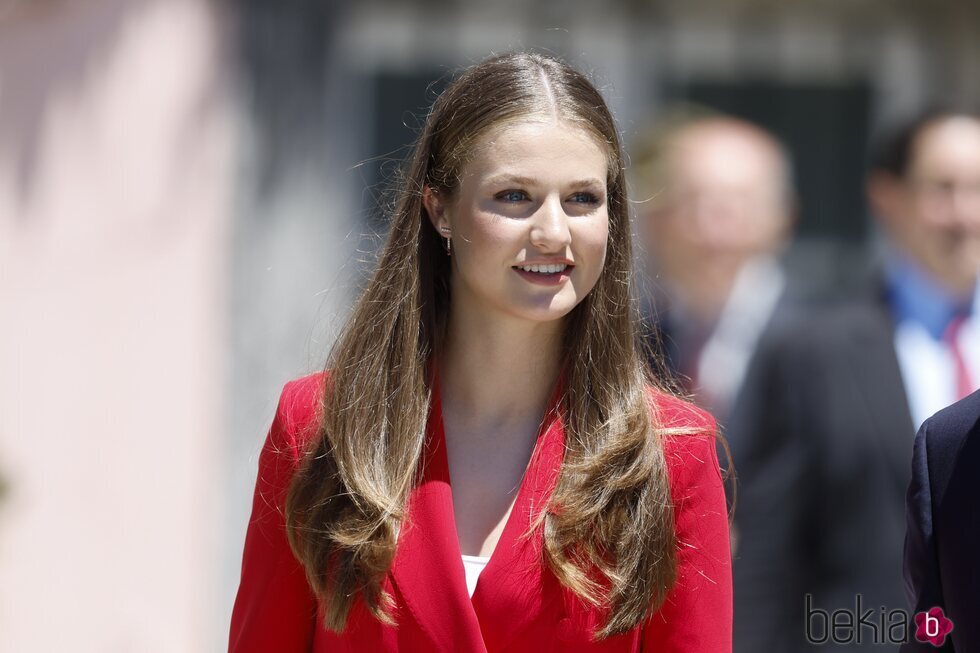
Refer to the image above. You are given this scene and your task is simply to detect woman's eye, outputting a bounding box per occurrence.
[496,190,528,202]
[570,192,600,205]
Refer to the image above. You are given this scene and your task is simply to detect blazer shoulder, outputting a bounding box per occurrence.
[272,370,328,456]
[921,389,980,448]
[644,385,717,434]
[916,390,980,488]
[644,386,722,491]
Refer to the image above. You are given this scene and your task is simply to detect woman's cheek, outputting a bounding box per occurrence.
[577,221,609,279]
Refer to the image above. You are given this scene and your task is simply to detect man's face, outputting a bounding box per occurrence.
[642,122,791,319]
[873,116,980,295]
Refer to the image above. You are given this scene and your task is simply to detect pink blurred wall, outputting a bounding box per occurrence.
[0,1,234,650]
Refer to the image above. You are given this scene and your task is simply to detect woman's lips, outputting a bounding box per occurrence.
[511,266,574,286]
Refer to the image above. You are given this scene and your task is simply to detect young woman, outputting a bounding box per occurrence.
[229,50,732,652]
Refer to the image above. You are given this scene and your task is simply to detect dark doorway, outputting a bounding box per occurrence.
[664,79,873,243]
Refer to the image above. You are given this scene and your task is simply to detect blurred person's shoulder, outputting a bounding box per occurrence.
[758,276,892,359]
[767,248,896,350]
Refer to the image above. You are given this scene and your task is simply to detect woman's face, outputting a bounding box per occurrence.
[424,118,610,325]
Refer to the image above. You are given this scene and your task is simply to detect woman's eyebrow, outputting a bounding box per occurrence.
[483,173,605,188]
[484,173,536,186]
[568,178,606,189]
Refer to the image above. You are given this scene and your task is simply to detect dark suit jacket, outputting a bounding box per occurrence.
[902,390,980,652]
[726,276,914,652]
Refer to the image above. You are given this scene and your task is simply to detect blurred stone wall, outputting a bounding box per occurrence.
[0,1,234,650]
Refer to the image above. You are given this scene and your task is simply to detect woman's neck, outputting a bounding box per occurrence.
[439,305,564,430]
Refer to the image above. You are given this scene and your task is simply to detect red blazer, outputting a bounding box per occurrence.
[229,369,732,652]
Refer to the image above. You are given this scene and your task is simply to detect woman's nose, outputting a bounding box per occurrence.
[529,195,572,250]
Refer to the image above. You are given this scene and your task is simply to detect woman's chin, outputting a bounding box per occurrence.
[505,299,580,325]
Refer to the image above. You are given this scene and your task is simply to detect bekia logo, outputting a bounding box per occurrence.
[805,594,908,645]
[913,607,954,647]
[805,595,955,646]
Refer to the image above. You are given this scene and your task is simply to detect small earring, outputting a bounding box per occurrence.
[439,226,452,256]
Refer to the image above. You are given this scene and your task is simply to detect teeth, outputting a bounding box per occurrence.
[518,263,568,274]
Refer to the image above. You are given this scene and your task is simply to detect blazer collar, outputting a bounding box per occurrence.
[389,359,567,651]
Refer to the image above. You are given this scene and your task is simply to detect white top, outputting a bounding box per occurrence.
[461,554,491,597]
[895,309,980,430]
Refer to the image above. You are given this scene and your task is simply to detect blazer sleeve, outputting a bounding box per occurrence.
[644,415,734,652]
[900,418,951,653]
[229,378,319,653]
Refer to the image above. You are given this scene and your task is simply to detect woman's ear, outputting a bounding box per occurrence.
[422,185,450,233]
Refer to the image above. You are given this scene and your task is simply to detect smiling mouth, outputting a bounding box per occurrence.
[511,264,574,286]
[511,264,573,274]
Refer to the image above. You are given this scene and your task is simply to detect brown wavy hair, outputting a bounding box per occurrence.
[284,49,717,641]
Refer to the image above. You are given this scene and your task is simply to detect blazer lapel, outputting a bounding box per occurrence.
[470,371,568,651]
[389,360,569,652]
[389,367,488,652]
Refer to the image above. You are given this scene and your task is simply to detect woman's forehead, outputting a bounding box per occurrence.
[460,119,611,186]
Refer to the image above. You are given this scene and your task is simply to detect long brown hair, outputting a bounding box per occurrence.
[284,50,715,640]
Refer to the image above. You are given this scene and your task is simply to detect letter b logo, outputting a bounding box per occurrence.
[914,607,953,647]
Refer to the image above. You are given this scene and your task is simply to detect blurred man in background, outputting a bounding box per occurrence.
[727,108,980,652]
[631,110,797,427]
[867,112,980,426]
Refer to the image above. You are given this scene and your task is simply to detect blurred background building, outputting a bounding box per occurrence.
[1,0,977,650]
